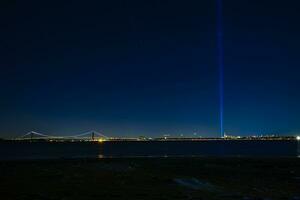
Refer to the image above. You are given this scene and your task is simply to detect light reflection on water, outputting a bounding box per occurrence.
[98,154,104,159]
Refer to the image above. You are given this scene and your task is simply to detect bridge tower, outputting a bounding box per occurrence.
[91,131,95,141]
[30,131,34,142]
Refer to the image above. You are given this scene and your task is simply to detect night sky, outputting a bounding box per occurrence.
[1,0,300,138]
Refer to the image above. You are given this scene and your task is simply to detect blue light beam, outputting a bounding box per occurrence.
[217,0,224,138]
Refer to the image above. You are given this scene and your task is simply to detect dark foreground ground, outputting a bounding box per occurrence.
[0,157,299,200]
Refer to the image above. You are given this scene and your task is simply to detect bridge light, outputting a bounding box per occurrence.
[98,138,105,143]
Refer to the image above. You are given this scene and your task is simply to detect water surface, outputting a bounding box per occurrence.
[0,140,298,160]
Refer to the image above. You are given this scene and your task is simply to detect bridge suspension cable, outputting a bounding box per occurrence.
[16,130,109,140]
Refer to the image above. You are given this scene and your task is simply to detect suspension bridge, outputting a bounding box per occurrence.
[15,130,110,142]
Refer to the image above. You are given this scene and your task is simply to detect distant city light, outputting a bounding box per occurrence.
[296,136,300,141]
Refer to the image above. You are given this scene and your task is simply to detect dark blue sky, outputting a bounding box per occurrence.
[1,0,299,138]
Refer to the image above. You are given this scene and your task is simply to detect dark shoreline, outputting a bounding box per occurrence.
[1,157,300,200]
